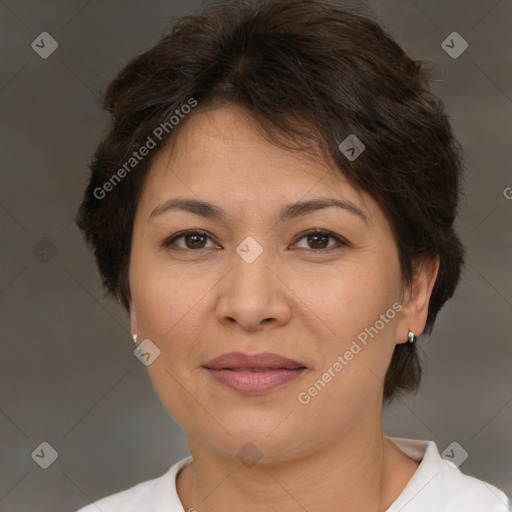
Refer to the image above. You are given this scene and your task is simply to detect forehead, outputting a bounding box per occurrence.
[139,104,375,221]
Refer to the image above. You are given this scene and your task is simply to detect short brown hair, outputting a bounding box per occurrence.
[76,0,465,403]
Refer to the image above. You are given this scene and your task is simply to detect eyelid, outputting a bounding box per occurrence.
[292,228,349,250]
[162,228,349,251]
[162,229,219,249]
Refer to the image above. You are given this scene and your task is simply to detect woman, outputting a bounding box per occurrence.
[75,0,510,510]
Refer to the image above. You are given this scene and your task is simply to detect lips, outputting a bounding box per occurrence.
[203,352,307,394]
[203,351,306,371]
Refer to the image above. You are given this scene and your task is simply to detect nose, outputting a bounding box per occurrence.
[215,242,293,332]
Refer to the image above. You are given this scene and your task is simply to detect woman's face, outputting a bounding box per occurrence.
[128,104,429,462]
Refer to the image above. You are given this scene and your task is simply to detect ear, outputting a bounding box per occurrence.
[126,291,138,338]
[396,255,440,344]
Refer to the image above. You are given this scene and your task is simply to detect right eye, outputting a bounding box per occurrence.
[161,229,221,251]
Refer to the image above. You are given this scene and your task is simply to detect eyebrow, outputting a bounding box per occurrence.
[149,197,369,225]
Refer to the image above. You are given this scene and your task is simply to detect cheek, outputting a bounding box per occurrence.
[131,255,213,340]
[302,259,401,385]
[129,262,209,423]
[303,261,396,339]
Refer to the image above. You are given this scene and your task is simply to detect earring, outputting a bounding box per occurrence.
[407,330,416,343]
[132,333,138,345]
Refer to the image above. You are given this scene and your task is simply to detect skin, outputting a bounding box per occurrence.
[127,103,439,512]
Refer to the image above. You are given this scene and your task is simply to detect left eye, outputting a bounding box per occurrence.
[162,229,346,251]
[293,230,347,250]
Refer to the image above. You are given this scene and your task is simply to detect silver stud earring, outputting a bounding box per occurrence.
[132,333,138,345]
[407,330,416,343]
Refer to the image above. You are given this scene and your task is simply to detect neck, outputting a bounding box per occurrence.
[176,416,417,512]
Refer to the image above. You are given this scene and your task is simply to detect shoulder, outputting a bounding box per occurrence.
[386,436,510,512]
[74,475,162,512]
[75,456,193,512]
[440,469,510,511]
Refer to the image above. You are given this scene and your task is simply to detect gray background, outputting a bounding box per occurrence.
[1,0,511,511]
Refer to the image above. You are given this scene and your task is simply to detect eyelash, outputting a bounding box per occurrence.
[161,229,349,252]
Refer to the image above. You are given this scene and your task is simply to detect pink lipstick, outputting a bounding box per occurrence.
[203,352,307,394]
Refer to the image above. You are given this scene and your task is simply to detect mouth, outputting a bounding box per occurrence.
[203,352,307,394]
[210,367,304,372]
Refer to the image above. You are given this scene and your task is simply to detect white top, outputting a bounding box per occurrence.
[76,436,510,512]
